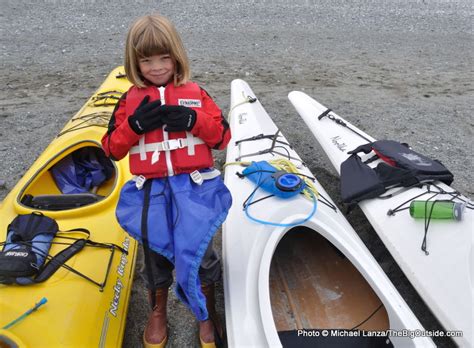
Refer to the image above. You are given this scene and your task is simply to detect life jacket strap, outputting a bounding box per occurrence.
[130,137,206,163]
[132,168,221,189]
[190,169,221,185]
[186,131,196,156]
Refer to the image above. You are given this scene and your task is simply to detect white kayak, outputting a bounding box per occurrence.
[289,90,473,347]
[222,79,433,347]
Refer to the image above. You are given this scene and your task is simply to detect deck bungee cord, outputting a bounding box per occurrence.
[0,219,127,290]
[234,129,305,164]
[237,160,319,227]
[226,95,337,216]
[387,183,473,255]
[57,112,112,137]
[316,106,471,229]
[227,93,257,116]
[88,89,125,107]
[228,94,305,163]
[243,177,317,227]
[58,87,125,137]
[224,157,338,227]
[317,108,372,142]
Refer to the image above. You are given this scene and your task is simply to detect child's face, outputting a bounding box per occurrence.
[138,54,175,86]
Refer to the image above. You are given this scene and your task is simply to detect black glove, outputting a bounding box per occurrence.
[128,96,163,135]
[158,105,197,132]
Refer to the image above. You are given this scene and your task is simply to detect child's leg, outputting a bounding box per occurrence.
[142,250,173,348]
[198,241,221,286]
[198,240,224,346]
[141,250,174,290]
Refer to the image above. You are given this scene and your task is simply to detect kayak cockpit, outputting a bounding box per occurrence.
[270,227,391,346]
[18,143,116,211]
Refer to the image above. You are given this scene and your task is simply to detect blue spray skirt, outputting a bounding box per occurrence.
[116,172,232,320]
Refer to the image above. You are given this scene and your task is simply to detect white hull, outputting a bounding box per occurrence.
[222,80,433,347]
[289,90,473,347]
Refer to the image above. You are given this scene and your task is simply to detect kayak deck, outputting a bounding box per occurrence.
[270,228,389,331]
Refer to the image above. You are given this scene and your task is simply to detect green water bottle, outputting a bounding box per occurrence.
[409,200,465,221]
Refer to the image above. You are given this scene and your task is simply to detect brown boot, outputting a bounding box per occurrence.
[143,288,168,348]
[199,284,224,348]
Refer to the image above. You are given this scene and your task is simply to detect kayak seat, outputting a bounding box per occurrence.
[21,193,104,211]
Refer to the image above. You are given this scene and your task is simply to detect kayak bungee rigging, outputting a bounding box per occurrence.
[237,159,318,227]
[317,108,372,142]
[57,112,111,137]
[234,129,305,164]
[0,212,126,289]
[314,106,473,254]
[224,97,339,227]
[386,182,473,255]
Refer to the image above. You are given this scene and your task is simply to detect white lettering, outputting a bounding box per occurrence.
[109,237,130,316]
[178,99,202,108]
[109,278,123,317]
[5,251,29,257]
[331,135,348,152]
[116,238,130,277]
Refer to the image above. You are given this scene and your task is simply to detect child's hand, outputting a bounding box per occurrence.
[128,96,164,134]
[158,105,197,132]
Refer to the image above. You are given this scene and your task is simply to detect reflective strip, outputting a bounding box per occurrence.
[190,169,220,185]
[158,86,166,105]
[158,86,174,176]
[131,169,220,186]
[189,168,221,185]
[129,137,205,155]
[186,131,195,156]
[139,137,146,160]
[200,169,221,180]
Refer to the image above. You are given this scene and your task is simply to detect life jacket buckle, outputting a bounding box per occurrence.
[190,170,204,185]
[161,139,185,151]
[135,175,147,190]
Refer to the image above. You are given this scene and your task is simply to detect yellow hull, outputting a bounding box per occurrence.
[0,67,137,347]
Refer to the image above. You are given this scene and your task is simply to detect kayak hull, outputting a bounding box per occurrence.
[0,67,137,347]
[289,90,472,347]
[223,80,433,347]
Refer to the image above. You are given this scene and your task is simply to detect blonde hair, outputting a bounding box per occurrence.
[125,14,190,87]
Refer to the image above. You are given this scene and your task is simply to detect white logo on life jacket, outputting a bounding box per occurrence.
[401,153,432,166]
[178,99,202,108]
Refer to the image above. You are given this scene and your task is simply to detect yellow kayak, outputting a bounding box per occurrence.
[0,67,137,347]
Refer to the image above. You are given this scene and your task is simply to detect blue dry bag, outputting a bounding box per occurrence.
[50,147,114,194]
[0,212,57,284]
[240,161,317,227]
[241,161,306,198]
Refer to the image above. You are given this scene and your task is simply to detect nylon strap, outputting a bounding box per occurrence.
[141,180,157,309]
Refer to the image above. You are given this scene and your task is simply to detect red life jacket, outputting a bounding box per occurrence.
[125,83,213,178]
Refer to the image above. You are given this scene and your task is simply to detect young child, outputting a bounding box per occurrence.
[101,14,232,348]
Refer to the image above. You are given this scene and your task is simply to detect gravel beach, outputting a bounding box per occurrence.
[1,1,472,347]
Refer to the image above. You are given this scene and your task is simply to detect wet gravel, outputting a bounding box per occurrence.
[1,1,472,347]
